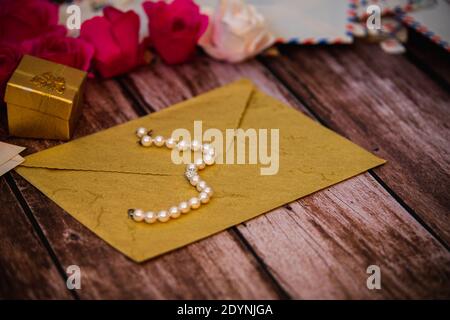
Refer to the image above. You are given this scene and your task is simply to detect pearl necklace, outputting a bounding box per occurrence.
[128,127,215,224]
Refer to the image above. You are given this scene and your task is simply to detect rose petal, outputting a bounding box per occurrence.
[80,7,144,78]
[0,0,65,45]
[143,0,209,64]
[21,35,94,71]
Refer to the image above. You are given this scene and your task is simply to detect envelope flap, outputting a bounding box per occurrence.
[19,79,254,175]
[15,79,386,262]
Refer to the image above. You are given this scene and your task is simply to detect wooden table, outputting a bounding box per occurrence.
[1,30,449,299]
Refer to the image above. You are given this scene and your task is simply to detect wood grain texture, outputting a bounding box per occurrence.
[123,55,450,298]
[239,174,450,299]
[2,45,449,299]
[0,176,73,299]
[3,79,282,299]
[405,29,450,86]
[260,41,450,245]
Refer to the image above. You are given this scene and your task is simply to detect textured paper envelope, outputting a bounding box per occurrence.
[16,79,385,262]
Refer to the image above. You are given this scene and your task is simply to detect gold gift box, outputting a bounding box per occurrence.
[4,55,87,140]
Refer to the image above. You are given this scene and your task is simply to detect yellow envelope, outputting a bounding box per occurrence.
[16,79,385,262]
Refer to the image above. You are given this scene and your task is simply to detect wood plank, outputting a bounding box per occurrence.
[0,176,73,299]
[239,173,450,299]
[405,28,450,86]
[124,55,450,298]
[4,79,283,299]
[260,41,450,245]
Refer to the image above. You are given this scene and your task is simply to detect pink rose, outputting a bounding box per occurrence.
[0,0,66,45]
[80,6,146,78]
[0,44,22,100]
[21,35,94,71]
[143,0,208,64]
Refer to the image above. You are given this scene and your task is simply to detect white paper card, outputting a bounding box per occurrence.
[198,0,353,44]
[399,0,450,51]
[0,141,25,176]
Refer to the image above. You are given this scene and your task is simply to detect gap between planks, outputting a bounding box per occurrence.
[121,57,450,298]
[1,48,448,297]
[0,175,74,299]
[256,55,450,252]
[117,75,291,300]
[404,29,450,90]
[4,173,80,300]
[4,79,286,299]
[258,41,450,246]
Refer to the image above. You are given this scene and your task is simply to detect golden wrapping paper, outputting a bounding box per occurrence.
[4,55,86,140]
[16,79,385,262]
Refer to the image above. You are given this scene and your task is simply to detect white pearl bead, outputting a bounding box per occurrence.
[169,206,180,218]
[186,164,197,172]
[144,211,157,224]
[165,137,176,149]
[195,158,205,170]
[191,140,201,151]
[204,148,215,157]
[199,192,209,204]
[140,135,152,147]
[196,180,207,192]
[189,197,200,209]
[177,140,189,151]
[190,175,200,186]
[132,127,218,225]
[179,201,190,214]
[154,136,165,147]
[157,210,170,222]
[203,144,212,152]
[136,127,147,138]
[203,186,214,197]
[203,154,215,165]
[132,209,144,222]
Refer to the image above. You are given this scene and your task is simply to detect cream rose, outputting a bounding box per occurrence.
[199,0,275,63]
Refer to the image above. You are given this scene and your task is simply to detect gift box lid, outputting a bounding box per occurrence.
[5,55,87,121]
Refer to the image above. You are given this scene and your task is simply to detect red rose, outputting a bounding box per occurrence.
[0,44,22,101]
[143,0,208,64]
[21,35,94,71]
[0,0,66,45]
[80,6,146,78]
